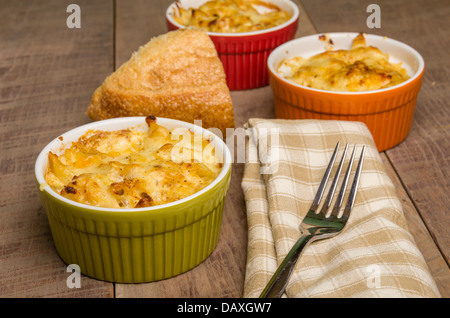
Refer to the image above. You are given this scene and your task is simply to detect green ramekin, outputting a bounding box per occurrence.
[35,117,232,283]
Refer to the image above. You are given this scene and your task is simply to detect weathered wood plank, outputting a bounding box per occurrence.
[2,0,445,299]
[0,0,114,297]
[381,154,449,297]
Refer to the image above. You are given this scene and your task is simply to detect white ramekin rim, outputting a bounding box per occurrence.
[35,116,232,213]
[267,32,425,95]
[166,0,299,38]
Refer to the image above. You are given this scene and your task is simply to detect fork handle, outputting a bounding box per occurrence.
[259,234,315,298]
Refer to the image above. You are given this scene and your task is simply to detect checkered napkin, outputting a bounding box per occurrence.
[241,118,440,298]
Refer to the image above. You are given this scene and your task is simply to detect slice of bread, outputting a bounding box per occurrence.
[86,29,234,136]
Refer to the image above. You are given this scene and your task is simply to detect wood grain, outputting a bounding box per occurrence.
[381,154,450,297]
[0,0,447,298]
[0,0,114,297]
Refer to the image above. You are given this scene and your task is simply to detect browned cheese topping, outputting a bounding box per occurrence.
[44,116,222,208]
[277,33,410,92]
[173,0,291,33]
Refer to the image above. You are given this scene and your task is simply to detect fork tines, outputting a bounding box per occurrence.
[313,142,365,219]
[259,141,365,299]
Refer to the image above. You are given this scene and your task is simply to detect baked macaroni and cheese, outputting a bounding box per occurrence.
[44,116,222,209]
[172,0,291,33]
[277,33,410,92]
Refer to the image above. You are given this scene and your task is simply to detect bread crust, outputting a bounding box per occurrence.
[86,29,234,136]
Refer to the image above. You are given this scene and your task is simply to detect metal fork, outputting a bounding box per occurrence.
[259,141,365,298]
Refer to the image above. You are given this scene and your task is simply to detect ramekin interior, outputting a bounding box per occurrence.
[268,32,424,95]
[166,0,300,37]
[35,116,232,213]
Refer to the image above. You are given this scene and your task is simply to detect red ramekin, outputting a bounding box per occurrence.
[166,0,299,90]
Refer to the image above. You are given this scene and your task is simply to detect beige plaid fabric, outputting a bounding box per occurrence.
[241,118,440,298]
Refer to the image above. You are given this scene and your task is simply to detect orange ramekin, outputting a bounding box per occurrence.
[166,0,299,90]
[267,33,425,151]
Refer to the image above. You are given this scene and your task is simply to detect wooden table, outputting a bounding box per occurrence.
[1,0,448,298]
